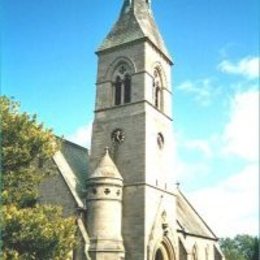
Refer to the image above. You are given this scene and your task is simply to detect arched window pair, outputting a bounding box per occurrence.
[153,69,163,111]
[114,64,131,106]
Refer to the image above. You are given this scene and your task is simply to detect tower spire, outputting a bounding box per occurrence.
[98,0,171,63]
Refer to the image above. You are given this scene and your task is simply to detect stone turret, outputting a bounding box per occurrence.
[86,148,125,260]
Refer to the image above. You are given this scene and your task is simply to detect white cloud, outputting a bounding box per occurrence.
[175,161,211,183]
[188,163,259,237]
[177,78,219,106]
[66,122,93,148]
[222,89,259,161]
[183,139,212,158]
[173,132,212,183]
[175,62,259,238]
[218,56,259,79]
[175,88,259,238]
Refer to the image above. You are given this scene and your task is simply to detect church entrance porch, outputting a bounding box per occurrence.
[154,239,176,260]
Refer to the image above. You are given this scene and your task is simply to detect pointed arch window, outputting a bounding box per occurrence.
[153,68,163,111]
[113,64,132,106]
[192,245,198,260]
[155,83,161,108]
[205,245,209,260]
[115,76,122,105]
[124,74,131,103]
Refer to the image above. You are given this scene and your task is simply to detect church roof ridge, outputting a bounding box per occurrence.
[89,147,123,180]
[97,0,172,62]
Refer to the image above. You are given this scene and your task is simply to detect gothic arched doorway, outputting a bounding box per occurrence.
[154,239,176,260]
[155,248,164,260]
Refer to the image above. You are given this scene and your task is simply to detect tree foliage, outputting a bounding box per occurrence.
[1,96,57,207]
[1,96,76,259]
[2,205,75,259]
[220,234,259,260]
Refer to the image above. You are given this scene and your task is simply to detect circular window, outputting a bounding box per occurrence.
[111,128,125,144]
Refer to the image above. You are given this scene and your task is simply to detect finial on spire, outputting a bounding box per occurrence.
[104,146,110,154]
[99,0,171,62]
[121,0,151,15]
[120,0,132,15]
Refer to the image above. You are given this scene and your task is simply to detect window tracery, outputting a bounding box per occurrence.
[113,64,132,106]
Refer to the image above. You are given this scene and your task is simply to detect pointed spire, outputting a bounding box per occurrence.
[90,147,123,180]
[97,0,172,63]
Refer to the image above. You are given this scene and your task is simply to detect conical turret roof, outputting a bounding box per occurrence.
[97,0,172,63]
[90,148,123,180]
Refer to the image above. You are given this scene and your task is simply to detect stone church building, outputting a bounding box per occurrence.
[39,0,225,259]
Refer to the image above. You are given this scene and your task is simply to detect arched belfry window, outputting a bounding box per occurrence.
[115,76,122,105]
[153,68,163,111]
[113,63,132,106]
[124,74,131,103]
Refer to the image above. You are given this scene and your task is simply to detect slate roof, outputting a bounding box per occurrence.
[98,0,172,62]
[176,189,218,240]
[59,139,89,200]
[52,140,90,259]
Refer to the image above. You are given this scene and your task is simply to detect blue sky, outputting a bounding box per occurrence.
[2,0,259,238]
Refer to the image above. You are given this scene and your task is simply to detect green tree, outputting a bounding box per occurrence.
[1,96,76,259]
[220,234,259,260]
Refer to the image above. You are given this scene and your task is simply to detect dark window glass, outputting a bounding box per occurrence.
[155,249,164,260]
[155,86,160,108]
[153,80,156,102]
[124,74,131,103]
[115,76,122,105]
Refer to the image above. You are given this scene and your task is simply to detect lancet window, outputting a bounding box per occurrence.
[153,68,163,111]
[113,64,132,106]
[205,245,209,260]
[192,245,198,260]
[115,76,122,105]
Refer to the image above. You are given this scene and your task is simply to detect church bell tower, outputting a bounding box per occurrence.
[88,0,177,259]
